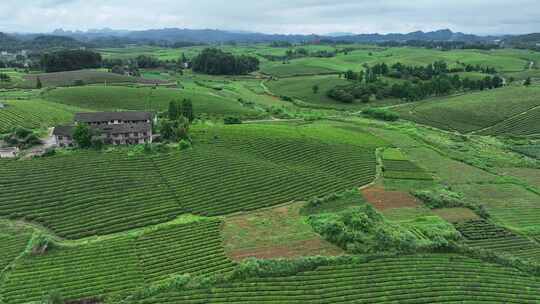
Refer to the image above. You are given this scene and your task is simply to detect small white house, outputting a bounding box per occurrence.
[0,147,19,158]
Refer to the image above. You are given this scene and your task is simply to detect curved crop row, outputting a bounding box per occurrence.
[130,254,540,304]
[0,219,233,304]
[0,151,182,239]
[455,220,540,261]
[478,106,540,136]
[0,100,81,133]
[136,220,235,282]
[0,123,379,239]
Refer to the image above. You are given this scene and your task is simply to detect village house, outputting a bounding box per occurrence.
[0,147,19,158]
[53,111,154,147]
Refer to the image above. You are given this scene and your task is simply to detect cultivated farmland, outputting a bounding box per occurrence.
[0,99,87,133]
[23,70,163,88]
[396,86,540,134]
[455,220,540,261]
[127,254,540,304]
[0,122,379,238]
[3,39,540,304]
[43,85,262,118]
[0,218,233,304]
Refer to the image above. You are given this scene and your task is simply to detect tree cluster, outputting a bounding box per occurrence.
[40,50,102,73]
[3,127,42,149]
[73,123,102,149]
[161,99,194,142]
[191,48,259,75]
[330,67,504,103]
[379,40,500,51]
[0,73,11,82]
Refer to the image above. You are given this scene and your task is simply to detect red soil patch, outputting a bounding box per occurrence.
[361,186,419,210]
[228,238,343,261]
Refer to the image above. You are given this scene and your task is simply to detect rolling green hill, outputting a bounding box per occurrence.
[396,86,540,134]
[43,85,262,118]
[0,99,88,133]
[0,122,382,239]
[0,218,234,304]
[125,254,540,304]
[23,70,160,88]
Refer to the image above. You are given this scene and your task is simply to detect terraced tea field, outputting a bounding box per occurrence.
[155,125,377,216]
[0,151,183,239]
[0,99,87,133]
[0,219,233,304]
[396,86,540,134]
[456,220,540,261]
[23,70,161,88]
[382,148,433,180]
[0,123,380,238]
[43,85,262,118]
[477,105,540,136]
[136,220,235,282]
[0,223,33,272]
[513,145,540,159]
[455,183,540,232]
[128,254,540,304]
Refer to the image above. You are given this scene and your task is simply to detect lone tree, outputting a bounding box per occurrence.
[524,77,532,86]
[168,100,178,120]
[312,85,319,94]
[73,123,93,149]
[180,99,194,122]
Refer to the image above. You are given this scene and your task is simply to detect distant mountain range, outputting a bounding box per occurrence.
[0,28,539,52]
[51,28,495,43]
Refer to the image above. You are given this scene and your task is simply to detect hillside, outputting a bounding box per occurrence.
[0,122,380,239]
[43,85,263,118]
[395,85,540,135]
[2,41,540,304]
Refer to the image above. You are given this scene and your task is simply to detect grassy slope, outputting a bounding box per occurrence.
[396,86,540,133]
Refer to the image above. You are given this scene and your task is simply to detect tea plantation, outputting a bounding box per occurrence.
[127,255,540,304]
[3,43,540,304]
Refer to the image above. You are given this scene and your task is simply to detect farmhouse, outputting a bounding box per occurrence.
[0,147,19,158]
[53,111,154,147]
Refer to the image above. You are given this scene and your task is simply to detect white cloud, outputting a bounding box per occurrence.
[0,0,538,34]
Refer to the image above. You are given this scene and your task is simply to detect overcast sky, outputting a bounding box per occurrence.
[0,0,539,35]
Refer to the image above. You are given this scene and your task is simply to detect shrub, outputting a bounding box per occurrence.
[73,79,85,86]
[179,139,192,150]
[361,108,400,121]
[224,116,242,125]
[413,189,490,219]
[280,95,293,102]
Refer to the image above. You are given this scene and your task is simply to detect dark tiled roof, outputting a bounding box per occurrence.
[52,125,74,137]
[96,123,151,134]
[74,111,153,123]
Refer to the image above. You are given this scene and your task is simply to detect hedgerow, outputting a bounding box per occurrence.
[413,189,490,219]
